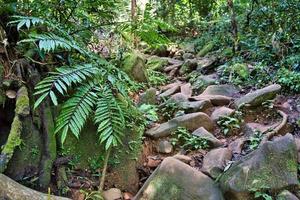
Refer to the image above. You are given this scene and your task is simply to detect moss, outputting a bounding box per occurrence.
[142,175,182,200]
[197,42,214,57]
[122,51,148,82]
[230,63,249,79]
[146,57,168,71]
[2,116,22,155]
[15,86,30,116]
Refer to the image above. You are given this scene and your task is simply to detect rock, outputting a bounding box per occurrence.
[135,157,224,200]
[183,43,195,53]
[122,51,148,82]
[152,44,169,57]
[191,95,231,106]
[173,154,192,164]
[228,137,246,154]
[124,192,133,200]
[169,93,189,103]
[159,85,180,98]
[243,122,279,137]
[192,127,223,147]
[145,112,214,138]
[103,188,123,200]
[202,148,232,178]
[146,156,162,168]
[0,174,70,200]
[211,107,234,121]
[179,59,198,75]
[183,53,195,60]
[220,134,298,200]
[276,190,299,200]
[139,88,157,105]
[180,83,193,96]
[160,81,182,91]
[295,138,300,163]
[235,84,281,108]
[202,84,239,97]
[178,100,212,113]
[156,140,173,154]
[197,56,218,72]
[146,56,169,71]
[191,74,218,92]
[197,42,214,57]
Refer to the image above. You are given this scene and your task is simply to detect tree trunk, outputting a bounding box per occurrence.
[227,0,239,53]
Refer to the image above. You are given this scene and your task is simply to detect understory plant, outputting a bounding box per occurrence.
[11,15,140,191]
[217,112,243,135]
[171,127,208,150]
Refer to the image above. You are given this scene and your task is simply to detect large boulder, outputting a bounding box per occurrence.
[220,134,298,200]
[134,157,224,200]
[146,56,169,71]
[139,87,157,105]
[146,112,214,138]
[122,51,148,82]
[235,84,281,108]
[179,59,198,75]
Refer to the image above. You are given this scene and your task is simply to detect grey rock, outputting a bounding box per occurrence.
[139,87,157,105]
[156,140,173,154]
[197,56,218,72]
[146,113,214,138]
[192,127,223,147]
[134,157,224,200]
[211,107,235,121]
[202,84,239,97]
[183,53,195,61]
[191,95,231,106]
[103,188,123,200]
[173,154,192,164]
[235,84,281,108]
[220,134,298,200]
[276,190,299,200]
[202,148,232,178]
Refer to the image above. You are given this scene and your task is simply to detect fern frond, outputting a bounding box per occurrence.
[34,64,100,108]
[95,89,125,150]
[55,82,99,144]
[9,15,45,30]
[19,33,84,53]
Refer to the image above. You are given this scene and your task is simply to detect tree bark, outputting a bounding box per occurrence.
[227,0,239,53]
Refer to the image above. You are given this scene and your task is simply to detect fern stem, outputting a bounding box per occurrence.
[99,147,112,192]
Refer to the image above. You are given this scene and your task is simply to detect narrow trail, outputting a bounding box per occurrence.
[132,46,300,200]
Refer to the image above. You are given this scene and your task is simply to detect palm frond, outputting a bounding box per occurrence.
[34,64,100,108]
[95,89,125,150]
[9,15,45,30]
[55,82,99,144]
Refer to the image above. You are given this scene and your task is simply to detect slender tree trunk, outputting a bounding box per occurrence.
[227,0,239,53]
[131,0,137,47]
[99,147,112,192]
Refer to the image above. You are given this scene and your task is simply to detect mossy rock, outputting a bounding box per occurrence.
[62,122,103,169]
[135,157,224,200]
[106,126,144,193]
[229,63,249,79]
[122,51,148,83]
[146,56,168,71]
[197,42,214,57]
[220,134,298,200]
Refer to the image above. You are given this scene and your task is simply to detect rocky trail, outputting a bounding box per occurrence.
[107,46,300,200]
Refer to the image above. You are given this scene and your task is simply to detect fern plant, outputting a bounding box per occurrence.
[11,15,138,191]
